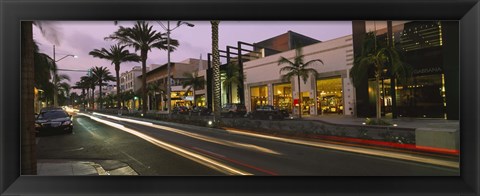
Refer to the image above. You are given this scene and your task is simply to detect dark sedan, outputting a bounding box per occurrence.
[247,105,285,120]
[35,110,73,135]
[172,106,190,115]
[189,106,211,116]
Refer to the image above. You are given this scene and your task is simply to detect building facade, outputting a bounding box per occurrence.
[141,58,208,111]
[243,35,355,116]
[119,66,149,110]
[120,66,145,93]
[352,21,459,120]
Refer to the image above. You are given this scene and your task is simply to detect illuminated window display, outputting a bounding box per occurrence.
[171,91,193,108]
[195,95,206,107]
[317,77,343,115]
[250,86,268,111]
[273,83,292,113]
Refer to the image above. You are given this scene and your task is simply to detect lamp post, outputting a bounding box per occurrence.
[157,21,194,117]
[52,45,77,107]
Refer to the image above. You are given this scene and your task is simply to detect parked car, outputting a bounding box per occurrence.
[172,106,190,115]
[35,110,73,135]
[189,106,211,116]
[247,105,285,120]
[39,107,64,113]
[221,104,247,117]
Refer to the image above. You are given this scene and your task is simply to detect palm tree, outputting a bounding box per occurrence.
[22,21,60,174]
[182,70,205,107]
[122,90,135,109]
[34,41,55,92]
[106,21,179,116]
[211,20,221,121]
[91,66,115,109]
[73,79,88,110]
[147,81,161,111]
[350,32,411,120]
[80,75,96,109]
[278,47,324,119]
[104,94,116,108]
[52,73,71,106]
[89,44,140,109]
[21,21,36,175]
[222,63,245,104]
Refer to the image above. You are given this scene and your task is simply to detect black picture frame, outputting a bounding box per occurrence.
[1,0,479,195]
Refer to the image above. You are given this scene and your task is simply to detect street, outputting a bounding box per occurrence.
[37,112,460,176]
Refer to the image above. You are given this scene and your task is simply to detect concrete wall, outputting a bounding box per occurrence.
[415,123,460,150]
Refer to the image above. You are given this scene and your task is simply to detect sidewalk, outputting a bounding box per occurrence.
[37,159,138,176]
[302,114,459,129]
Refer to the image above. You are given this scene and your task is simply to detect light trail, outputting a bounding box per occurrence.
[92,112,281,155]
[224,128,459,169]
[78,113,252,175]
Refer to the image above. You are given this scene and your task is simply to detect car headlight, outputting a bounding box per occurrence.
[62,120,72,126]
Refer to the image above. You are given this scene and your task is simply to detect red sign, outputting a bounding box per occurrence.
[293,99,299,106]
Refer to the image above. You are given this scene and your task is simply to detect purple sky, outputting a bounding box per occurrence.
[33,21,352,93]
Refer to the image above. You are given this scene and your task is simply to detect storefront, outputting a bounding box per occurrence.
[352,21,458,119]
[317,77,343,115]
[250,85,268,111]
[171,91,193,108]
[243,34,355,116]
[195,94,207,107]
[273,83,292,113]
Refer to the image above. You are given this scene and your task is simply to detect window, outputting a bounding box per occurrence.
[250,86,268,111]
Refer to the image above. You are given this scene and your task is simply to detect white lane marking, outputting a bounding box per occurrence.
[78,113,251,175]
[92,112,281,155]
[64,147,84,152]
[224,128,459,169]
[76,117,103,139]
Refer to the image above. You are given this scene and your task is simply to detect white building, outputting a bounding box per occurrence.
[243,35,355,116]
[142,58,208,110]
[120,66,149,93]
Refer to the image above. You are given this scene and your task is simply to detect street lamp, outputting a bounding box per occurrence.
[157,21,194,117]
[53,45,77,107]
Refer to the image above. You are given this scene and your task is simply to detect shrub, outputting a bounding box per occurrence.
[365,118,392,126]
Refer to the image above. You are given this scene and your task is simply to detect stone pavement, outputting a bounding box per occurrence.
[37,159,138,176]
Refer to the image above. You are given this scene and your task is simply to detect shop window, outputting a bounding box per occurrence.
[273,83,292,113]
[250,86,268,111]
[317,77,343,115]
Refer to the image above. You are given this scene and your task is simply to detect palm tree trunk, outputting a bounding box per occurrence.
[99,81,103,109]
[83,89,86,110]
[297,75,302,119]
[21,21,37,175]
[193,89,196,106]
[387,21,397,119]
[91,87,95,109]
[375,75,382,120]
[141,51,148,116]
[115,63,121,110]
[211,21,221,121]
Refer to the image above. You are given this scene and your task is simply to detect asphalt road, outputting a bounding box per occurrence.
[36,112,460,176]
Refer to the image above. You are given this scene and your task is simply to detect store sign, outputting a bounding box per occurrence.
[183,96,194,101]
[293,99,299,106]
